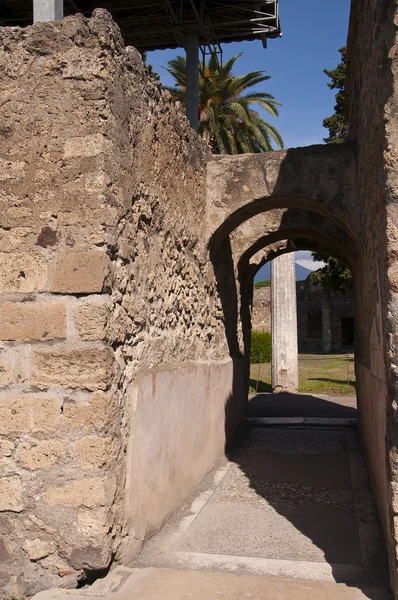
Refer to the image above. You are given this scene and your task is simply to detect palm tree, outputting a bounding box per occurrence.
[165,52,283,154]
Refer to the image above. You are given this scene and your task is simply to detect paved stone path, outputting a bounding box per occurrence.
[33,396,393,600]
[33,566,391,599]
[131,427,390,590]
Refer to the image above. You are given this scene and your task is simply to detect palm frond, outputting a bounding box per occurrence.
[165,51,283,154]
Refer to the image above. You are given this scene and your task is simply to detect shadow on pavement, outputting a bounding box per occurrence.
[224,425,391,599]
[247,392,357,418]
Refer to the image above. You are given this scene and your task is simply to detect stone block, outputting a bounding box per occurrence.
[0,395,59,435]
[392,481,398,514]
[0,360,12,388]
[0,302,66,341]
[0,252,47,293]
[63,392,116,431]
[0,440,14,457]
[48,251,111,294]
[23,538,57,561]
[17,439,63,470]
[77,508,108,537]
[74,301,110,340]
[74,436,112,468]
[64,134,108,158]
[0,157,25,182]
[0,476,23,512]
[42,477,116,508]
[31,346,114,391]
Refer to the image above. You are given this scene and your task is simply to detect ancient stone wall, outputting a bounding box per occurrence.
[0,12,242,596]
[251,280,354,353]
[251,286,271,332]
[346,0,398,590]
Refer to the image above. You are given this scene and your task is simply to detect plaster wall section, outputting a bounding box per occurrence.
[346,0,398,591]
[0,11,238,596]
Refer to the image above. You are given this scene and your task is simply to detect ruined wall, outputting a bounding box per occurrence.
[346,0,398,592]
[251,281,354,353]
[0,12,242,596]
[251,286,271,332]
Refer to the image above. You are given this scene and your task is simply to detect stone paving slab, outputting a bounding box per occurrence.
[32,567,392,600]
[245,416,358,426]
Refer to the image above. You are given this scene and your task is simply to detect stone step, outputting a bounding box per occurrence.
[245,416,358,427]
[32,567,393,600]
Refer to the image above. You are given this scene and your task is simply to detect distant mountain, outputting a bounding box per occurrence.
[254,262,313,283]
[296,263,313,281]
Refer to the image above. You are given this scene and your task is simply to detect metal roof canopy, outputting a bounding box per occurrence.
[0,1,281,51]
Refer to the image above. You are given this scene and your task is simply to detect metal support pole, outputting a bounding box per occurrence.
[185,33,199,132]
[33,0,63,22]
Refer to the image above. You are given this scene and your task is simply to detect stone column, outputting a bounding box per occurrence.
[33,0,63,22]
[271,253,298,392]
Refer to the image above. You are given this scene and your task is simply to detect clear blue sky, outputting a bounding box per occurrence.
[148,0,351,149]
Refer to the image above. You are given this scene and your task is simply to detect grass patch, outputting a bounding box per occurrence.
[254,280,271,289]
[249,354,356,396]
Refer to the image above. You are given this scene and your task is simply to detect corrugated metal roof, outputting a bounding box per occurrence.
[0,1,281,50]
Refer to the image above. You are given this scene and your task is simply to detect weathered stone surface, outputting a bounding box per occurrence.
[0,302,66,341]
[0,359,12,388]
[74,301,110,340]
[0,157,25,182]
[17,440,63,470]
[23,538,57,561]
[74,435,112,468]
[0,476,23,512]
[64,134,109,158]
[67,545,104,570]
[42,477,116,508]
[48,251,111,294]
[77,508,108,538]
[62,392,116,431]
[0,253,47,293]
[31,346,114,390]
[0,395,59,435]
[0,537,11,563]
[0,440,14,458]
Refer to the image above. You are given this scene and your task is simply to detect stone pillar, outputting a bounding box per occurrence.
[271,253,298,393]
[33,0,63,22]
[185,33,199,132]
[322,289,332,353]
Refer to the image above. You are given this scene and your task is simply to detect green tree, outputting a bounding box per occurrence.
[141,51,160,81]
[314,48,352,298]
[254,279,271,289]
[323,47,348,144]
[165,53,283,154]
[310,253,352,295]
